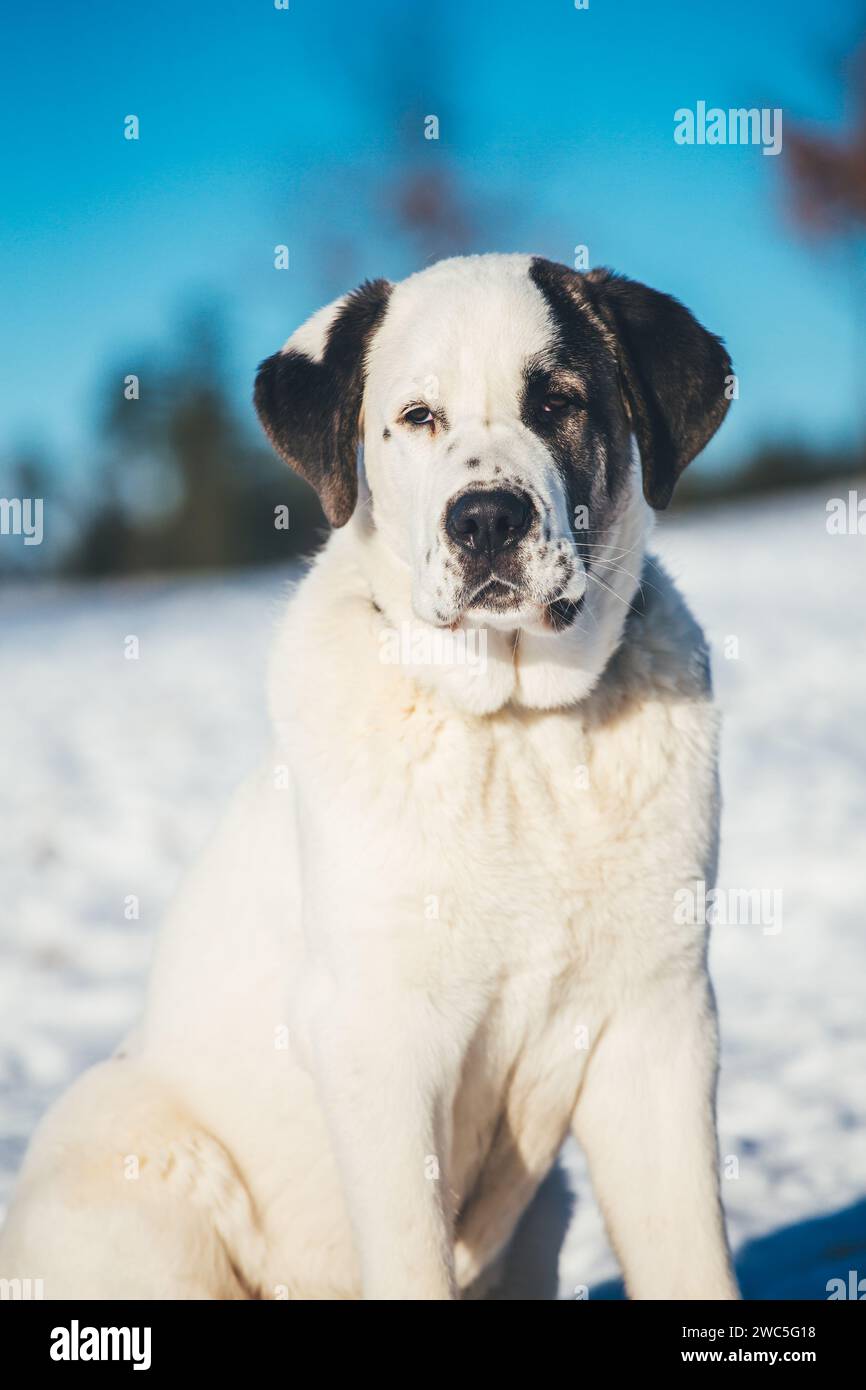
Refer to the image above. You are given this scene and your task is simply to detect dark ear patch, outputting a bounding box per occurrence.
[253,279,391,527]
[582,267,732,509]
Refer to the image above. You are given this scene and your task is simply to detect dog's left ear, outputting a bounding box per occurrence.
[254,278,391,527]
[584,268,732,509]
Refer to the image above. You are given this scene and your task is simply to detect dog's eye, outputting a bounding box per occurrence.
[541,395,570,415]
[402,405,435,427]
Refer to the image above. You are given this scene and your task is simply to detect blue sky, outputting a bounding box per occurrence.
[2,0,864,487]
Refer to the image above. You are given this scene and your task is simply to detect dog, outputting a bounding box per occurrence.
[0,254,738,1300]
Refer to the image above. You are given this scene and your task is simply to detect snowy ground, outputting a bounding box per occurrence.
[1,489,864,1299]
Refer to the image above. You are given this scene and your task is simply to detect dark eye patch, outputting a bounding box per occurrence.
[519,345,631,557]
[522,362,589,423]
[520,269,635,525]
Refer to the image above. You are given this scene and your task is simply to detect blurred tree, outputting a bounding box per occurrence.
[68,304,326,577]
[675,439,864,509]
[0,450,55,577]
[786,41,866,231]
[783,29,866,471]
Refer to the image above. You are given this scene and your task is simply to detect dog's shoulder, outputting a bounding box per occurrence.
[593,553,713,714]
[578,554,719,832]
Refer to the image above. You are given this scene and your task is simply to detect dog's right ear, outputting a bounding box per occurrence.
[254,279,391,527]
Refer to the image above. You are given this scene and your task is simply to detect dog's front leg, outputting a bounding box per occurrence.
[572,975,738,1300]
[303,973,456,1300]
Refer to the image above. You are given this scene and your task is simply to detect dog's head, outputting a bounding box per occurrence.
[255,254,730,702]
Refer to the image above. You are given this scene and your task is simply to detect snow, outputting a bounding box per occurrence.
[1,489,864,1299]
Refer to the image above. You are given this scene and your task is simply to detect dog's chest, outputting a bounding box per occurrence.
[297,669,679,1225]
[378,699,621,954]
[371,701,649,1199]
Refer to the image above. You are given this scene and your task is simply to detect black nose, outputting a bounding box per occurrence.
[445,489,532,557]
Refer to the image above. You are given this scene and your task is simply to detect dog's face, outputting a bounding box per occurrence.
[255,254,730,643]
[356,257,630,635]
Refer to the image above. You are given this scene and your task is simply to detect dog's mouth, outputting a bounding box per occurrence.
[461,576,585,633]
[465,577,522,612]
[421,543,588,631]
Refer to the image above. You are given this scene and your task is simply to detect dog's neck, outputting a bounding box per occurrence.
[336,481,652,717]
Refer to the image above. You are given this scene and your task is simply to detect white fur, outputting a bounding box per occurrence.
[0,255,737,1300]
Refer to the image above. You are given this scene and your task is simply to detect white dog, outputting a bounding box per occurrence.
[0,254,738,1300]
